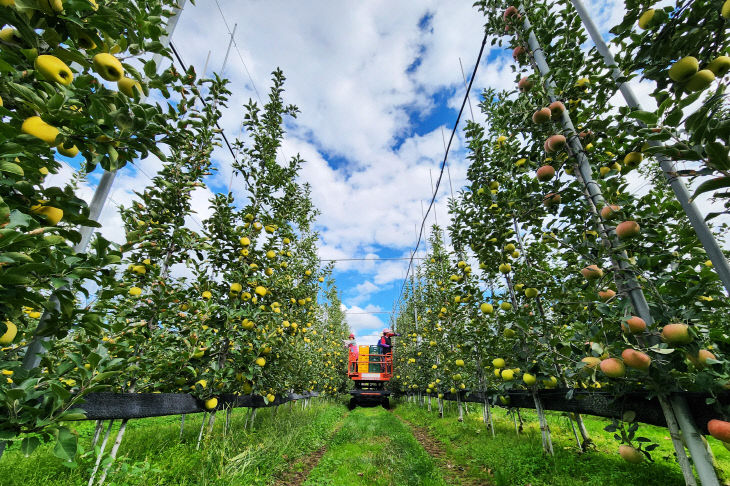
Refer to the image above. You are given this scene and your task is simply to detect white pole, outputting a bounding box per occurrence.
[568,0,730,297]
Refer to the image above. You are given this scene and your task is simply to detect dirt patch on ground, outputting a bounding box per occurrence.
[393,412,491,486]
[272,412,348,486]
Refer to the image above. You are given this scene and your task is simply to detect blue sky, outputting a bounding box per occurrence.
[47,0,660,345]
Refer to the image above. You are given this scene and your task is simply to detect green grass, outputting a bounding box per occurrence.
[0,399,346,485]
[394,399,730,486]
[304,406,447,486]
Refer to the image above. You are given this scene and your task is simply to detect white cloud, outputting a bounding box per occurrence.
[54,0,729,322]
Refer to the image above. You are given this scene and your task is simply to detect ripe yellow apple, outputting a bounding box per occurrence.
[30,205,63,225]
[38,0,63,14]
[523,373,536,386]
[76,31,97,50]
[230,283,242,293]
[685,69,715,92]
[707,56,730,77]
[255,286,267,297]
[500,302,512,311]
[129,286,142,297]
[524,288,538,298]
[480,302,493,314]
[724,0,730,19]
[0,321,17,345]
[255,357,266,367]
[455,359,464,367]
[501,369,514,381]
[93,53,124,81]
[499,263,511,273]
[22,116,59,144]
[195,379,207,388]
[668,56,699,83]
[202,290,212,299]
[35,55,73,85]
[493,358,505,368]
[118,77,142,97]
[637,9,655,29]
[240,236,251,246]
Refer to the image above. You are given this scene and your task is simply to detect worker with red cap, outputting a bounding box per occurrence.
[378,328,399,374]
[344,333,358,373]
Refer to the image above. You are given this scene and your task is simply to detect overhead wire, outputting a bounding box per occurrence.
[395,29,489,306]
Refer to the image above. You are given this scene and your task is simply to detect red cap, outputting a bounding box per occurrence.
[349,333,355,339]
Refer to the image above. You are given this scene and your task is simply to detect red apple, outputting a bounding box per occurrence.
[546,134,566,152]
[518,77,533,92]
[698,349,717,367]
[662,323,692,344]
[503,6,519,20]
[536,165,555,181]
[708,419,730,443]
[600,204,621,220]
[600,358,626,378]
[619,444,644,463]
[548,101,565,119]
[621,349,651,370]
[543,192,561,207]
[581,264,603,280]
[532,107,551,124]
[513,46,526,61]
[598,289,616,301]
[616,220,640,240]
[622,316,646,335]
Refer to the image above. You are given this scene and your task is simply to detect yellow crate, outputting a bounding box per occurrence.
[357,345,369,372]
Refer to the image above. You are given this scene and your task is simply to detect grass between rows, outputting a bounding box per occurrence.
[394,398,730,486]
[0,398,346,485]
[304,405,447,486]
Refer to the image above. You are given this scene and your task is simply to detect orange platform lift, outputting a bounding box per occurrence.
[347,342,394,409]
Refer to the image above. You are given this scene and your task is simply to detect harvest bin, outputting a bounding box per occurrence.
[358,345,369,373]
[369,344,381,372]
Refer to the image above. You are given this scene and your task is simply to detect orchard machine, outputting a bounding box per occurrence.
[347,340,394,409]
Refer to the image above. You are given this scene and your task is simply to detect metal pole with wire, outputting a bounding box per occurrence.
[521,6,716,484]
[21,0,189,372]
[569,0,730,297]
[0,0,190,463]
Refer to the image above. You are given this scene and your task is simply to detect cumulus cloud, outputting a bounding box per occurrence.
[57,0,728,325]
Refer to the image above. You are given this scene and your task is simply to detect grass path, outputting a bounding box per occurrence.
[272,411,350,485]
[394,400,730,486]
[0,399,345,485]
[303,406,448,486]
